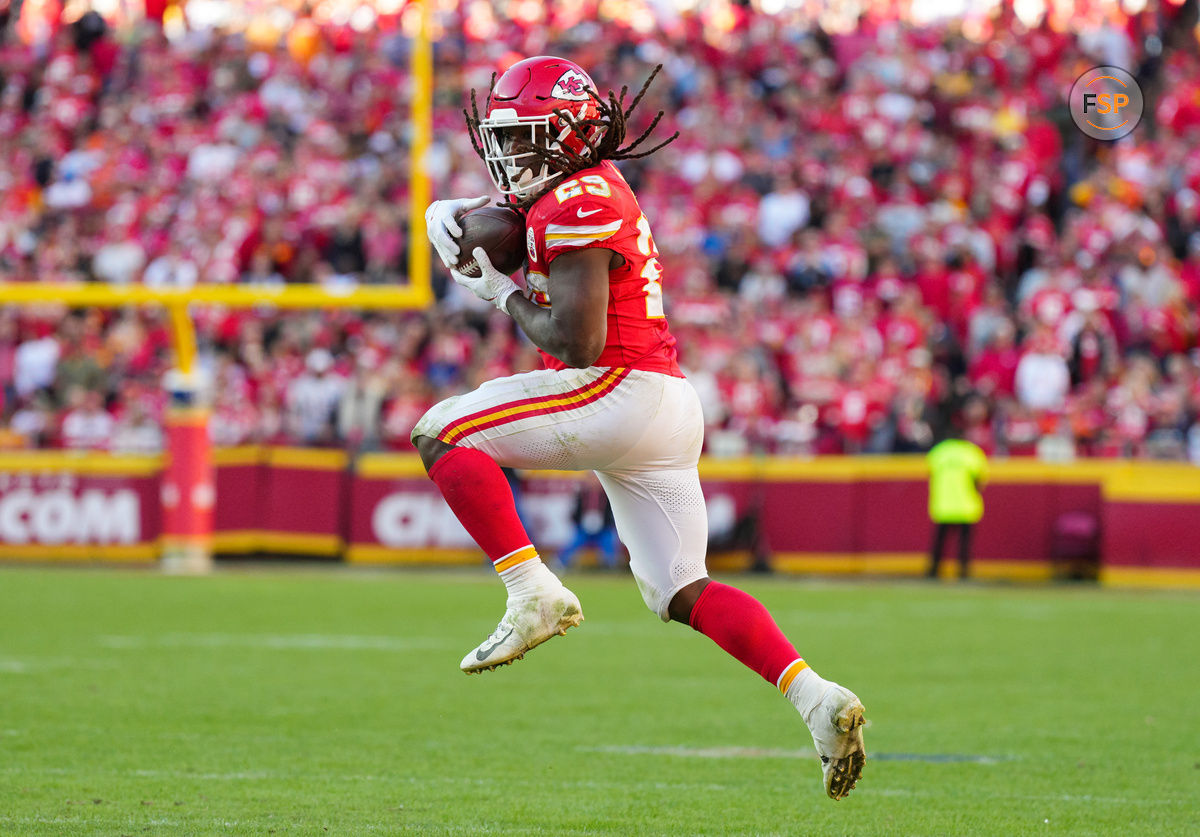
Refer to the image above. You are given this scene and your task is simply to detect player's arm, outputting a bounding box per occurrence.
[506,248,613,368]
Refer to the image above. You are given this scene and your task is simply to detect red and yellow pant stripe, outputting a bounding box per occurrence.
[436,367,630,446]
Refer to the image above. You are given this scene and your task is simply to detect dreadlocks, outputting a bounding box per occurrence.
[463,72,498,167]
[464,64,679,207]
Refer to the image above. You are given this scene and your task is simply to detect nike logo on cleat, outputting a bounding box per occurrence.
[476,628,514,661]
[576,208,603,218]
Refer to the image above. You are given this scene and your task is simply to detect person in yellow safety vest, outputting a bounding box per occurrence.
[926,432,988,579]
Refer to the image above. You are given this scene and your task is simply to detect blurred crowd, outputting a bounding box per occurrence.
[2,2,1200,461]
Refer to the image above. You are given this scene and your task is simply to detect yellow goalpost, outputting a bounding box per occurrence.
[0,1,437,572]
[0,279,434,573]
[0,281,433,375]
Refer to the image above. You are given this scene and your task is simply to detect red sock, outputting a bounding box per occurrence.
[428,447,537,571]
[689,582,808,692]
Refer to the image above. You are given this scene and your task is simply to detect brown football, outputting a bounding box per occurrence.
[453,206,527,277]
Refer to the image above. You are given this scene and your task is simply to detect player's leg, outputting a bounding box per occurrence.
[412,369,632,672]
[672,578,866,801]
[597,465,866,800]
[595,375,865,799]
[414,432,581,673]
[415,434,539,571]
[957,523,973,578]
[411,366,650,672]
[928,522,948,578]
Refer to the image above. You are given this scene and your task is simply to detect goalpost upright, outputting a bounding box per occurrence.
[0,0,437,571]
[0,282,434,572]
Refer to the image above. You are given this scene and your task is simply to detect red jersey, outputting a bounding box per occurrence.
[523,161,682,377]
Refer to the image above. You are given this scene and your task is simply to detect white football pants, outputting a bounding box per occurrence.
[412,366,709,619]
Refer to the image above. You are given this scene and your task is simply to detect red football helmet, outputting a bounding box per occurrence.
[477,56,606,202]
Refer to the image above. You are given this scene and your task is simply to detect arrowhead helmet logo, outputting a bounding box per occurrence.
[551,69,591,102]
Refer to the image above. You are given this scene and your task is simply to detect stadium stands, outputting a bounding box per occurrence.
[1,4,1198,460]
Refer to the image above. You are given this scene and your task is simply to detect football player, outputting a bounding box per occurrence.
[414,56,866,800]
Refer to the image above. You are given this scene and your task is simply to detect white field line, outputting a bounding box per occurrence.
[0,766,734,793]
[865,788,1188,806]
[579,745,1009,764]
[96,633,456,651]
[0,656,114,673]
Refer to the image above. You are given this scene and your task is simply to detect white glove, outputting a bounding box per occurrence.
[425,195,490,268]
[451,247,521,312]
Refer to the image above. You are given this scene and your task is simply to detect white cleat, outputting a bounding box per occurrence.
[803,682,867,801]
[460,586,583,674]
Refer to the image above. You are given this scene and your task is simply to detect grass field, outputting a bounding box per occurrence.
[0,566,1196,836]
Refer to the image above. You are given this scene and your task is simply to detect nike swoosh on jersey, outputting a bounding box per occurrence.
[577,207,603,218]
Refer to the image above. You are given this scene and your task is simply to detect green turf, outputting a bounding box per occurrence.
[0,566,1196,836]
